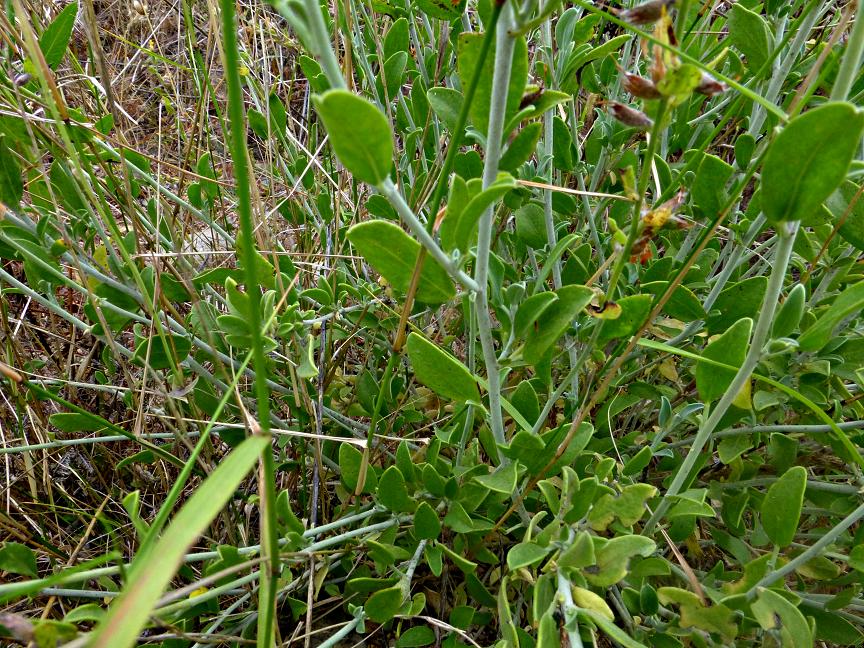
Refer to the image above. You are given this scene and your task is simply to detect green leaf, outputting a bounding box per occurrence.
[579,608,651,648]
[64,603,106,624]
[131,326,191,370]
[706,277,767,334]
[523,285,593,364]
[90,436,268,648]
[499,123,543,172]
[0,136,23,206]
[587,483,657,531]
[513,89,571,123]
[752,588,813,648]
[49,412,113,433]
[510,381,540,425]
[339,443,377,494]
[586,536,656,587]
[727,4,771,74]
[515,202,548,249]
[772,284,806,338]
[0,543,37,577]
[396,626,436,647]
[347,220,454,304]
[805,604,864,645]
[377,466,415,512]
[761,102,864,223]
[473,461,518,494]
[413,501,441,540]
[696,318,752,403]
[507,542,550,570]
[513,291,558,339]
[537,608,561,648]
[457,32,527,136]
[406,332,479,402]
[427,87,463,133]
[439,173,516,253]
[692,153,734,216]
[365,585,404,623]
[798,281,864,352]
[642,281,705,322]
[558,531,595,569]
[597,294,653,343]
[39,1,79,70]
[827,181,864,251]
[312,90,393,185]
[761,466,806,548]
[415,0,466,21]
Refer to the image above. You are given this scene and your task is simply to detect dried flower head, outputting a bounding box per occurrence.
[621,71,662,99]
[608,102,654,130]
[695,72,727,96]
[618,0,675,25]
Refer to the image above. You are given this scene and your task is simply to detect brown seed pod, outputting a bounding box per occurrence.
[618,0,675,25]
[608,101,654,130]
[621,72,662,99]
[695,72,727,96]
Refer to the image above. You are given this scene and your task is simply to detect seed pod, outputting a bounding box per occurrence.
[621,72,662,99]
[608,102,654,130]
[619,0,675,25]
[695,72,727,96]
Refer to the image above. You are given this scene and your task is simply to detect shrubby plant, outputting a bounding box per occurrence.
[1,0,864,645]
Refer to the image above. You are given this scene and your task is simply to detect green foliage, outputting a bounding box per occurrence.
[4,0,864,646]
[347,220,455,303]
[312,90,394,184]
[761,466,807,548]
[405,332,479,401]
[761,102,864,223]
[38,1,78,70]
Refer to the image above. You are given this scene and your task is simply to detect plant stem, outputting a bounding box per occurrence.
[379,177,480,291]
[303,0,346,89]
[425,2,504,224]
[644,220,800,534]
[831,0,864,102]
[746,499,864,598]
[475,1,515,452]
[317,610,366,648]
[605,99,668,301]
[218,0,279,643]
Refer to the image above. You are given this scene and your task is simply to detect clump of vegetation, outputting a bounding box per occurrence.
[2,0,864,645]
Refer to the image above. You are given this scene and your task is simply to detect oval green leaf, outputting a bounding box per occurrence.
[406,332,479,402]
[761,465,806,548]
[347,220,454,304]
[761,102,864,223]
[312,90,394,185]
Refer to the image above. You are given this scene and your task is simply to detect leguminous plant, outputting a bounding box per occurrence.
[1,0,864,645]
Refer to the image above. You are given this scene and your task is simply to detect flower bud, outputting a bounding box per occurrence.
[608,102,654,130]
[621,72,661,99]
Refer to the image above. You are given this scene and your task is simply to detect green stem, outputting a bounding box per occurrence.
[475,1,516,453]
[424,2,505,227]
[746,499,864,598]
[605,99,668,301]
[831,0,864,102]
[218,0,280,643]
[317,610,366,648]
[644,221,800,534]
